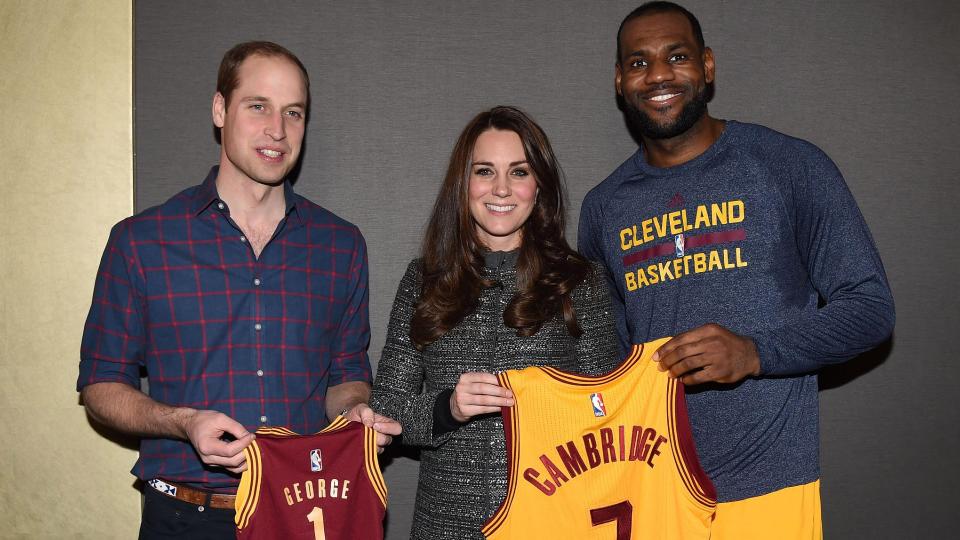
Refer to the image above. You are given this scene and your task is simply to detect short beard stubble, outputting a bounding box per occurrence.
[624,83,709,140]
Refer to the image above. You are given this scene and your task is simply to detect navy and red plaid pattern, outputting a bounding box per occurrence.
[79,168,372,491]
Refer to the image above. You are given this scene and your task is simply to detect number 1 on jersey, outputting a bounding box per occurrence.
[307,506,326,540]
[590,500,633,540]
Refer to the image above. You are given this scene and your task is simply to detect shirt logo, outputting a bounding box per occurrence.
[310,449,323,472]
[590,392,607,417]
[675,233,685,258]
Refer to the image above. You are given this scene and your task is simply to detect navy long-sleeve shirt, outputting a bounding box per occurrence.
[578,121,894,501]
[78,167,372,491]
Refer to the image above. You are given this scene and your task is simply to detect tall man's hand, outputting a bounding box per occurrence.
[344,404,402,453]
[181,409,255,473]
[653,323,761,385]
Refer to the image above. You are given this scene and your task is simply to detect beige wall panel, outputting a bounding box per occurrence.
[0,0,136,537]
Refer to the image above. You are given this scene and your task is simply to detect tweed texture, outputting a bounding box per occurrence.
[370,251,620,539]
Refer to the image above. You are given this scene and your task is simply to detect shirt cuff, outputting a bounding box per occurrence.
[432,388,465,437]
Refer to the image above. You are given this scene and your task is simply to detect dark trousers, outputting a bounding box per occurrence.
[139,485,236,539]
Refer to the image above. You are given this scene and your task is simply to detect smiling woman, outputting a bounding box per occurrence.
[467,129,539,252]
[369,106,621,539]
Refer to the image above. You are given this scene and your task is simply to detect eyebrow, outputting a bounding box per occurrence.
[239,96,306,109]
[473,160,529,167]
[626,41,690,58]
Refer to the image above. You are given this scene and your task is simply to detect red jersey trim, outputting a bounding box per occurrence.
[538,343,644,386]
[667,378,717,507]
[481,373,519,537]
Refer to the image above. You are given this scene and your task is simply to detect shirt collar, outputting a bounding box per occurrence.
[483,248,519,270]
[191,165,303,224]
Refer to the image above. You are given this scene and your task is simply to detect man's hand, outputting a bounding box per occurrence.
[450,372,515,423]
[181,409,255,474]
[80,383,255,473]
[652,323,761,385]
[344,404,402,453]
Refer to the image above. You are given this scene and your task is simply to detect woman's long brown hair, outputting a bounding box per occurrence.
[410,106,591,350]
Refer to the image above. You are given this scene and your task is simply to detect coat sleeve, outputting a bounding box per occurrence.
[572,262,623,376]
[370,260,457,448]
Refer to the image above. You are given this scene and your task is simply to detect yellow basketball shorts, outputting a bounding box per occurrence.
[711,480,822,540]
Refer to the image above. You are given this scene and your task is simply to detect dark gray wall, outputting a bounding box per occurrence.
[135,1,959,538]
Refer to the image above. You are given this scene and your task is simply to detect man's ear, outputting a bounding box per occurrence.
[703,47,716,85]
[212,92,226,128]
[615,63,624,97]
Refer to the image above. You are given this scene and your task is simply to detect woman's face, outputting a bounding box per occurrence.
[468,129,539,251]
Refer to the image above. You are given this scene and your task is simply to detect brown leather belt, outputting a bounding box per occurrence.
[148,479,236,510]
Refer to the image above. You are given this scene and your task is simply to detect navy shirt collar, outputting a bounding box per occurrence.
[191,165,302,224]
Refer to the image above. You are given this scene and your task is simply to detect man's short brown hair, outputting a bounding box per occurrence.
[217,41,310,108]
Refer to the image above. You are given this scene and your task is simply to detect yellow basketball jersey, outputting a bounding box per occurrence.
[482,337,715,540]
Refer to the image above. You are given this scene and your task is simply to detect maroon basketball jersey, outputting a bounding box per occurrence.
[235,417,387,539]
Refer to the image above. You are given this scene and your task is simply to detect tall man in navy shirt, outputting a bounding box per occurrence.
[578,3,894,538]
[78,41,400,538]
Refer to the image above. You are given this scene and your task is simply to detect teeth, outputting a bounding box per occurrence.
[649,93,679,102]
[487,204,516,212]
[260,149,281,158]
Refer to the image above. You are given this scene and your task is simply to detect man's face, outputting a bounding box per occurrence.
[616,12,714,140]
[212,54,307,186]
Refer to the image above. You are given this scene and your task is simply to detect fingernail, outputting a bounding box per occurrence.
[652,352,660,361]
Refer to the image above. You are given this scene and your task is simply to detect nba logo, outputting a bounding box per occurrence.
[675,233,685,258]
[590,393,607,417]
[310,449,323,472]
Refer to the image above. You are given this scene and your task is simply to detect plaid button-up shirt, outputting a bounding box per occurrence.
[79,168,372,491]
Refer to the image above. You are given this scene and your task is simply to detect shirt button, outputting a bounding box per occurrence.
[257,369,264,377]
[254,323,262,331]
[217,202,224,210]
[197,505,205,513]
[253,278,261,286]
[240,235,247,243]
[260,415,267,423]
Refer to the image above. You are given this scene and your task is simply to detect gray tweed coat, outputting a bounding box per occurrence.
[370,251,620,539]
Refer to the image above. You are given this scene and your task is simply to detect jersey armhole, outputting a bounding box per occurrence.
[235,440,263,529]
[362,424,389,508]
[668,379,717,508]
[480,372,518,537]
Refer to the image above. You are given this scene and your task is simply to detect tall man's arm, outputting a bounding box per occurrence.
[654,145,895,384]
[81,382,253,472]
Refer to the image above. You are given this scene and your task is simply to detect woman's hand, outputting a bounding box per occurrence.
[450,372,515,422]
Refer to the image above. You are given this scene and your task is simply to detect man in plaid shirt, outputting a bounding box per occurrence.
[78,41,400,538]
